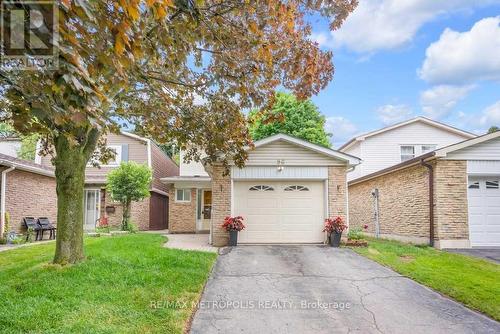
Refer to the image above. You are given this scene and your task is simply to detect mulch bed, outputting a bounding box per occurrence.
[345,239,368,247]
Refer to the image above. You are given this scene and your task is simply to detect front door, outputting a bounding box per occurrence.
[196,189,212,231]
[84,189,100,231]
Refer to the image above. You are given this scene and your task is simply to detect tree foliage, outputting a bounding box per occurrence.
[0,0,357,263]
[248,92,331,147]
[488,126,499,133]
[107,162,152,230]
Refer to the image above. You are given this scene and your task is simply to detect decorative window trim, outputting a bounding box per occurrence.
[249,185,274,191]
[284,185,310,192]
[175,188,191,202]
[486,180,499,189]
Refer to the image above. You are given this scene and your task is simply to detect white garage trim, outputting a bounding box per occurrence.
[467,160,500,176]
[231,166,328,180]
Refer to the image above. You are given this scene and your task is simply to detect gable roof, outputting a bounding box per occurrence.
[349,130,500,185]
[0,153,54,177]
[339,116,476,152]
[252,133,361,166]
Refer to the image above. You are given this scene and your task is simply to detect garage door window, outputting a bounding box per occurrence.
[284,185,309,191]
[486,180,499,189]
[468,181,480,189]
[249,185,274,191]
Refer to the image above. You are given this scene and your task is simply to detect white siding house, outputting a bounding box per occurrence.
[0,138,21,158]
[339,117,476,181]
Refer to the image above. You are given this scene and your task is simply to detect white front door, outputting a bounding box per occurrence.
[467,177,500,247]
[234,181,325,243]
[84,189,101,231]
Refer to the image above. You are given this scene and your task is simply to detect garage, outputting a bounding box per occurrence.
[467,177,500,247]
[234,181,325,243]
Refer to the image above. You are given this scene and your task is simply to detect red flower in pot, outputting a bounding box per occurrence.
[323,216,347,247]
[222,216,245,246]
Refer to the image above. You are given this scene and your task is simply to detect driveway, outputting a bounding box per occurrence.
[190,246,500,334]
[446,248,500,264]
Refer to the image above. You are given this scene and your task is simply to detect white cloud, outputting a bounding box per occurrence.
[316,0,497,53]
[419,16,500,84]
[420,85,475,119]
[479,100,500,126]
[325,116,358,147]
[376,104,413,125]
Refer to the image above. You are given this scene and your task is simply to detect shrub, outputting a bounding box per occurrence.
[126,222,138,233]
[347,227,364,240]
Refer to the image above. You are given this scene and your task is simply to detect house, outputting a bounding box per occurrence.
[0,137,22,158]
[162,134,361,246]
[0,153,56,236]
[339,117,476,181]
[37,132,179,231]
[348,131,500,249]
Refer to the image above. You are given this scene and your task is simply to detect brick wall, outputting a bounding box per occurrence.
[5,169,57,233]
[168,187,196,233]
[328,166,348,220]
[99,188,151,230]
[211,165,231,246]
[434,160,469,240]
[348,163,431,242]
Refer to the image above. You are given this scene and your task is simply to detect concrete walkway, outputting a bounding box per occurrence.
[190,246,500,334]
[0,239,55,253]
[163,233,218,253]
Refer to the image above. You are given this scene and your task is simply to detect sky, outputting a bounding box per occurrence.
[307,0,500,147]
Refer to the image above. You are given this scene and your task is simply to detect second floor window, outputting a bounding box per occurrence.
[87,145,122,167]
[400,146,415,162]
[421,145,437,154]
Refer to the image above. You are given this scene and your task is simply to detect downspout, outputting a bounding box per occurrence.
[420,159,434,247]
[1,166,16,237]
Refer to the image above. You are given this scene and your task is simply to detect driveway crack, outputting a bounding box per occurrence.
[350,280,383,334]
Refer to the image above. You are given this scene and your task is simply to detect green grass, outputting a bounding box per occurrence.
[0,234,217,333]
[352,238,500,320]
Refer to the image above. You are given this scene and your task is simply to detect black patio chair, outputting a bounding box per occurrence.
[22,217,41,241]
[37,217,57,240]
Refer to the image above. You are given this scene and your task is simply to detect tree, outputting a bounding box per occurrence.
[248,92,331,147]
[107,162,152,231]
[488,126,499,133]
[1,1,357,264]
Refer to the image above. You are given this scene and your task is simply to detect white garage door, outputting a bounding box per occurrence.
[468,177,500,247]
[233,181,325,243]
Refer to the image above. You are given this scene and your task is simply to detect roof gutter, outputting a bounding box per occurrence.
[420,158,434,247]
[1,166,15,236]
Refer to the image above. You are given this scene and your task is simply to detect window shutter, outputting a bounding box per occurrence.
[121,144,129,162]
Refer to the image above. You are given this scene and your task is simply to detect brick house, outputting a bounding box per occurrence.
[36,132,179,231]
[162,134,361,246]
[0,153,57,236]
[348,131,500,249]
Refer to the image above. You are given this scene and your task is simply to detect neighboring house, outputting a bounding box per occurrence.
[349,131,500,249]
[339,117,476,181]
[37,132,178,231]
[0,153,56,236]
[0,137,22,158]
[162,134,361,246]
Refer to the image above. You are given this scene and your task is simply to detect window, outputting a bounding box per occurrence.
[176,189,191,202]
[400,145,415,162]
[249,185,274,191]
[284,185,309,191]
[468,181,480,189]
[421,145,437,154]
[486,180,499,189]
[87,145,122,167]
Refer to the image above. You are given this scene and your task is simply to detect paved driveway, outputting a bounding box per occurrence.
[446,248,500,264]
[190,246,499,334]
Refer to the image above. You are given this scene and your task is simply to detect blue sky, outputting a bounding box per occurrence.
[307,1,500,147]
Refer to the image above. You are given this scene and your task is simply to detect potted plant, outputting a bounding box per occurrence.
[323,216,347,247]
[222,216,245,246]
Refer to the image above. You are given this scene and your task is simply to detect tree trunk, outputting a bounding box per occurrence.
[53,130,99,265]
[122,199,131,231]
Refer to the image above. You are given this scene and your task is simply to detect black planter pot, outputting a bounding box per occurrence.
[229,230,238,246]
[330,231,342,247]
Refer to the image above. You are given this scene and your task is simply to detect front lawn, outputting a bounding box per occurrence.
[352,238,500,321]
[0,234,217,333]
